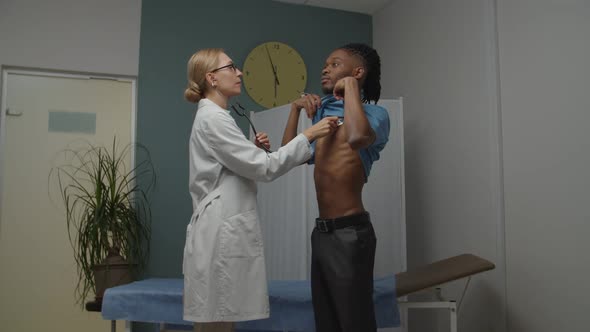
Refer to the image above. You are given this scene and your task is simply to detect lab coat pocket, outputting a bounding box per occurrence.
[182,223,193,275]
[219,210,263,258]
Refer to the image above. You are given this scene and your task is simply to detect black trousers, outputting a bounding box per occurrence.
[311,212,377,332]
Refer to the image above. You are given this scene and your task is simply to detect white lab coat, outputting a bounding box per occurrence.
[183,98,311,322]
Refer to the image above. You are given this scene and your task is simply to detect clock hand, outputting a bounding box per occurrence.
[265,45,280,85]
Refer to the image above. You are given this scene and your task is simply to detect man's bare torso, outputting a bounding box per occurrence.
[314,124,366,219]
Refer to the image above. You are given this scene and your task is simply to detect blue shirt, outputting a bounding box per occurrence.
[309,95,390,181]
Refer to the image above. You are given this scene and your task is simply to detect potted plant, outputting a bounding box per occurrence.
[50,139,155,306]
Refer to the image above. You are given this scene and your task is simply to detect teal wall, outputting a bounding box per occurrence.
[137,0,372,278]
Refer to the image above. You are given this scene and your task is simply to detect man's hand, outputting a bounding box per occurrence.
[255,132,271,150]
[292,93,322,119]
[333,77,358,100]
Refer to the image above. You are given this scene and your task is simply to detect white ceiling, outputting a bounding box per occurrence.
[272,0,392,15]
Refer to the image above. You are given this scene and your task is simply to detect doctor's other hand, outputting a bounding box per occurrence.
[303,116,339,142]
[255,132,271,150]
[292,93,322,119]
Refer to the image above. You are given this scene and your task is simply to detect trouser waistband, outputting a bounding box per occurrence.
[315,211,370,233]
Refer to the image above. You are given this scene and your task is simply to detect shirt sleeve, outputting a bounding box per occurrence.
[198,111,312,182]
[366,105,390,152]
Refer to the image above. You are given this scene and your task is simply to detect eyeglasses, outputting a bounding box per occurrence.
[210,63,239,73]
[230,102,272,153]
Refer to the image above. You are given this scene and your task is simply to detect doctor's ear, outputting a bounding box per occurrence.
[206,73,217,88]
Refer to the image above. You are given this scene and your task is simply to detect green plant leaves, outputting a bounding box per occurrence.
[49,138,156,306]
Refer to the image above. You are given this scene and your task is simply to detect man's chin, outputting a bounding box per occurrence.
[321,86,333,95]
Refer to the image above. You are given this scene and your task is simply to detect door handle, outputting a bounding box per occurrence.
[5,108,23,117]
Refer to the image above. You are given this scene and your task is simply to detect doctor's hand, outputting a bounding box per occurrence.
[292,93,322,119]
[255,132,271,150]
[303,116,339,142]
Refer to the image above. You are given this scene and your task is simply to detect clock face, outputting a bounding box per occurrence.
[242,42,307,109]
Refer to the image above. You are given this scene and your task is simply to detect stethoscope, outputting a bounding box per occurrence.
[229,96,339,154]
[230,102,273,153]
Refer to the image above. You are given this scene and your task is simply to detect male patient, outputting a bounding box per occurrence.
[281,43,389,332]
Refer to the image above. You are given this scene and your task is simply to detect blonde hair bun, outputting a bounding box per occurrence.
[184,81,202,103]
[184,48,224,105]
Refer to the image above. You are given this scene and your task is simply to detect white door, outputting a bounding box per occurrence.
[0,69,135,332]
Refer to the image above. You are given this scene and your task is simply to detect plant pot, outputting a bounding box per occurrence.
[92,251,136,302]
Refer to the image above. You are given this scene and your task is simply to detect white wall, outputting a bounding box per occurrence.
[374,0,506,331]
[376,0,590,331]
[0,0,141,76]
[498,1,590,331]
[0,0,141,330]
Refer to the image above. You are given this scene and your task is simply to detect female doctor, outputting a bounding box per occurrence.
[182,48,338,332]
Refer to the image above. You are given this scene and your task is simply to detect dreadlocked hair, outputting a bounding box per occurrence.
[338,43,381,104]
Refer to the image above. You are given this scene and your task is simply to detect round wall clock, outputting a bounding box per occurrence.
[242,41,307,109]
